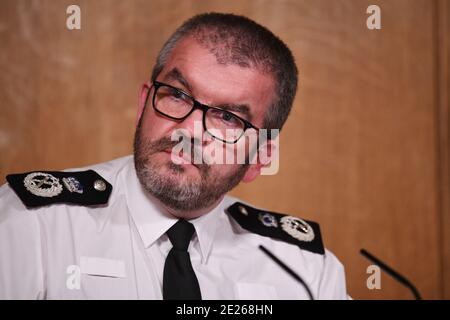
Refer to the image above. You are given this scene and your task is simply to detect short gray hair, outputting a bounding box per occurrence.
[151,12,298,131]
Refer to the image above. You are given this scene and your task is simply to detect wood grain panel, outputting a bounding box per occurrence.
[436,0,450,300]
[231,0,440,299]
[0,0,444,299]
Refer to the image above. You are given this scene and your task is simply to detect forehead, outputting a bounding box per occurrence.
[158,36,275,126]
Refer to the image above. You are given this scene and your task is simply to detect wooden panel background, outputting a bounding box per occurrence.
[437,0,450,300]
[0,0,448,299]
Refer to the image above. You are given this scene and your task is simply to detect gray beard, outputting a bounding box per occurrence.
[133,119,248,212]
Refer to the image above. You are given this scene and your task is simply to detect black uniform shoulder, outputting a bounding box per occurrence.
[225,202,325,255]
[5,170,112,208]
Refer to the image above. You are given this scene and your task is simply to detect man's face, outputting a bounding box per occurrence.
[134,36,274,217]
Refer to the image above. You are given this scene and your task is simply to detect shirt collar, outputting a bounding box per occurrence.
[123,158,177,247]
[123,157,225,264]
[189,200,223,264]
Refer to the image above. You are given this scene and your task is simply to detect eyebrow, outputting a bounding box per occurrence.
[163,67,254,122]
[163,68,193,93]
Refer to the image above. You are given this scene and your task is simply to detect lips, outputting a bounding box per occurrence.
[163,149,198,167]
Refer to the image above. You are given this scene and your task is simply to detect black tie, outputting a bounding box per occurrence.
[163,219,202,300]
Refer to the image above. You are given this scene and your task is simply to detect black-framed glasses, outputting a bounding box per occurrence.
[144,81,259,144]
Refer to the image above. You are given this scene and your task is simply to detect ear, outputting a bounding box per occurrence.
[136,83,151,125]
[241,138,277,183]
[241,164,262,183]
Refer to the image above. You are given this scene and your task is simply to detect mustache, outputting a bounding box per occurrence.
[149,135,210,172]
[148,136,181,153]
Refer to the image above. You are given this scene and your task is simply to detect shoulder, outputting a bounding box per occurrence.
[222,197,325,255]
[0,182,32,220]
[0,155,132,213]
[220,197,348,298]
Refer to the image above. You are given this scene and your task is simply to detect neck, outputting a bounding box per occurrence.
[151,194,225,220]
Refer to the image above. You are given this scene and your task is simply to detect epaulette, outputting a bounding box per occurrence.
[6,170,112,208]
[226,202,325,254]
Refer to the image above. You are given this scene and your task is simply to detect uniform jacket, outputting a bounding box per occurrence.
[0,155,347,299]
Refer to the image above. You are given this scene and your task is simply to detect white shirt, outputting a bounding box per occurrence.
[0,155,348,299]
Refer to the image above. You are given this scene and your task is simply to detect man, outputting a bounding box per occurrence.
[0,13,347,299]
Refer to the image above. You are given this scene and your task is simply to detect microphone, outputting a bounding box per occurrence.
[259,245,314,300]
[360,248,422,300]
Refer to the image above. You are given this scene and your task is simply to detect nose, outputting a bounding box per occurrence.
[173,108,209,145]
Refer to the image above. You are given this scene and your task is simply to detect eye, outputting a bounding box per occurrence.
[169,88,187,101]
[222,112,233,122]
[210,109,242,127]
